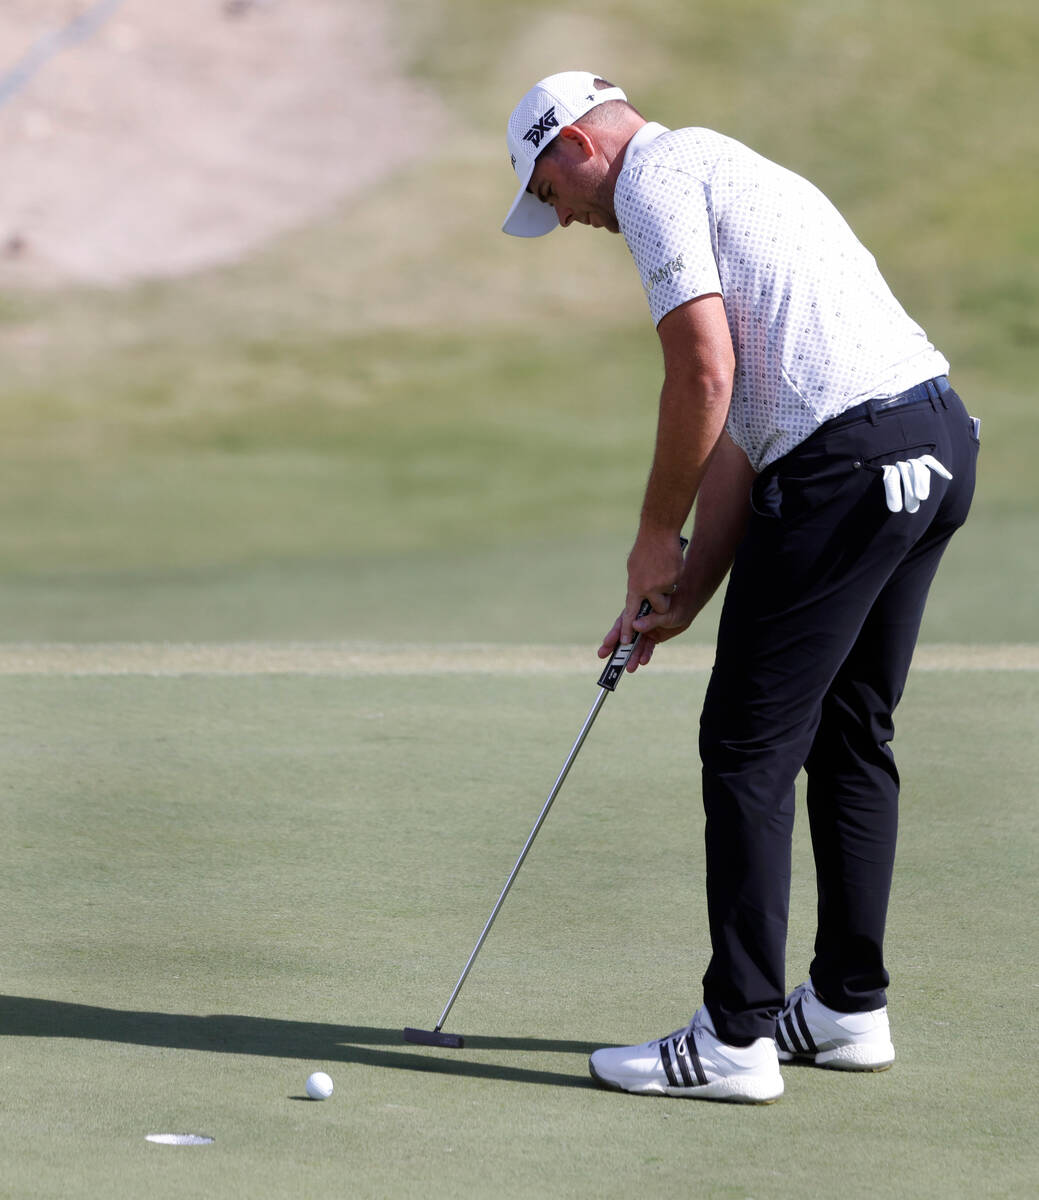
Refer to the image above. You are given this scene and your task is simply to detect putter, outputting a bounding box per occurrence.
[404,555,685,1050]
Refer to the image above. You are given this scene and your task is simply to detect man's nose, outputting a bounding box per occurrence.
[556,205,575,228]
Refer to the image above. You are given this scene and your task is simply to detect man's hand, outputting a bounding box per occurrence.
[596,529,691,674]
[622,529,686,644]
[597,592,695,673]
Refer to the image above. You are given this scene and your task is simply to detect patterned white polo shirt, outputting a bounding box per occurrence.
[615,123,949,470]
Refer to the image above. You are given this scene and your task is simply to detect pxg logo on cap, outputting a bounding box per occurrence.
[522,106,558,150]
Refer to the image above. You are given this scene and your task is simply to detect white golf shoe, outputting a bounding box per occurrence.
[589,1007,784,1103]
[775,980,895,1071]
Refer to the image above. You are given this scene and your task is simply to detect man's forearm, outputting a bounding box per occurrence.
[621,292,737,637]
[638,373,732,539]
[612,428,754,662]
[679,431,756,619]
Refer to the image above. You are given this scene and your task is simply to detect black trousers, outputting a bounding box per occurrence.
[700,381,978,1044]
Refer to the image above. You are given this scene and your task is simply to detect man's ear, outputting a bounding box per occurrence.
[558,124,596,159]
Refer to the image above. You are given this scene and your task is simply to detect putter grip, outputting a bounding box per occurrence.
[597,599,652,691]
[597,537,688,692]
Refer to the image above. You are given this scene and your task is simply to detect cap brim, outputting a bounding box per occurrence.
[502,184,559,237]
[502,141,558,237]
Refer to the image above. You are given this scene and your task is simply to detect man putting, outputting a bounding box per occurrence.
[503,72,977,1102]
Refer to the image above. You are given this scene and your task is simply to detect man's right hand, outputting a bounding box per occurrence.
[597,593,696,675]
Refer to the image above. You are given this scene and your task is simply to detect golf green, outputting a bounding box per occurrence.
[1,654,1035,1198]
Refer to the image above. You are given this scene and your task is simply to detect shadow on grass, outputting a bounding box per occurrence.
[0,995,610,1090]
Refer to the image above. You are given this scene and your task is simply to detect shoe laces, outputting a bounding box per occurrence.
[656,1025,691,1050]
[782,981,812,1016]
[659,1009,708,1056]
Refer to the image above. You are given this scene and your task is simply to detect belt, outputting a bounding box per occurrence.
[827,375,952,431]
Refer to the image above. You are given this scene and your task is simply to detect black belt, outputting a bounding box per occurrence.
[827,375,952,431]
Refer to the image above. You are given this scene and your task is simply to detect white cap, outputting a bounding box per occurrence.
[503,71,627,238]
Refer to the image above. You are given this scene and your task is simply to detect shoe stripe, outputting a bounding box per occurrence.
[659,1035,709,1089]
[672,1039,694,1087]
[659,1041,681,1088]
[782,1012,806,1054]
[793,997,818,1053]
[775,1020,792,1053]
[682,1035,708,1087]
[674,1034,708,1087]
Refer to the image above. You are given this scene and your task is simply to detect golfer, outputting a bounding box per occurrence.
[503,72,977,1102]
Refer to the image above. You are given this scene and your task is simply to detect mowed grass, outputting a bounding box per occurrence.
[1,661,1036,1199]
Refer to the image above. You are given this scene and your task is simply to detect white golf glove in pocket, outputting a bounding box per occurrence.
[880,455,953,514]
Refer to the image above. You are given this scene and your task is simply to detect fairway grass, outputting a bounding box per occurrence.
[2,655,1036,1199]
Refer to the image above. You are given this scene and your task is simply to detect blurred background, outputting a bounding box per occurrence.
[1,0,1035,647]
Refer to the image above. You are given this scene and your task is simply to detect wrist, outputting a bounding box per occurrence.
[636,518,683,543]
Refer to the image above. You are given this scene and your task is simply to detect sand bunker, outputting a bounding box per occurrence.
[0,0,443,286]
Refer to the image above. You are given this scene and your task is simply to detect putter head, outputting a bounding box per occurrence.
[403,1026,465,1049]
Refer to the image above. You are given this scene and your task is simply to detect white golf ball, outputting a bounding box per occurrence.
[305,1071,334,1100]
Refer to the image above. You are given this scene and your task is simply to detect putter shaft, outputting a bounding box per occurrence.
[410,547,686,1046]
[432,686,610,1034]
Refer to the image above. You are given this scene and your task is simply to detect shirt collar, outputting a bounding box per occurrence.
[622,121,670,170]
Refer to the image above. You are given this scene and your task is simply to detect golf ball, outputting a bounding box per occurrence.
[305,1071,334,1100]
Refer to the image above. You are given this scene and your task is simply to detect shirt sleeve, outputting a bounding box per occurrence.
[616,164,722,326]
